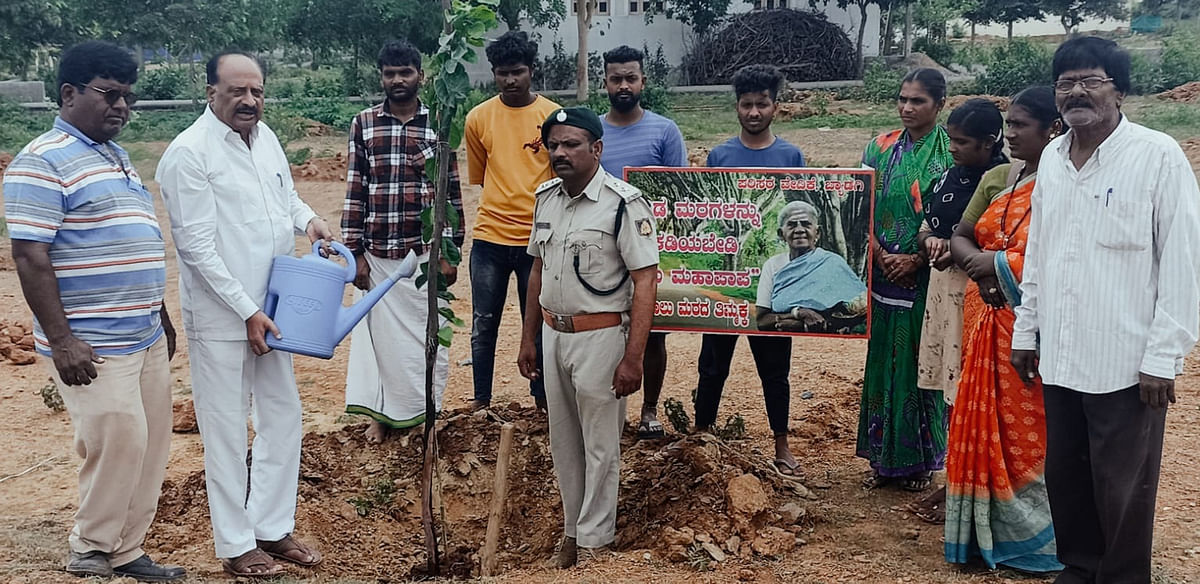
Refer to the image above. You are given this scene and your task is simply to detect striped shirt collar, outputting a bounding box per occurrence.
[1055,114,1130,165]
[53,116,107,148]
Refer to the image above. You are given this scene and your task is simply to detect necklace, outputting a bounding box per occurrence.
[998,165,1031,249]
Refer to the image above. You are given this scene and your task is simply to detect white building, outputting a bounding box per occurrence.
[466,1,881,85]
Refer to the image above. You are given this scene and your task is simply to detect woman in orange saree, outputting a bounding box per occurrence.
[943,86,1065,572]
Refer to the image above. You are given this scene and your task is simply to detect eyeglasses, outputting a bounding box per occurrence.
[78,85,138,106]
[1053,77,1113,93]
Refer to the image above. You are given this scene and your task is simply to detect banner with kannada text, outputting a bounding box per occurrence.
[625,167,875,338]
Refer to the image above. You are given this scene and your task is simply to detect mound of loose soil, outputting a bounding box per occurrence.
[1184,138,1200,173]
[945,94,1010,112]
[1158,81,1200,103]
[772,91,850,122]
[689,147,710,167]
[150,405,812,578]
[291,152,347,182]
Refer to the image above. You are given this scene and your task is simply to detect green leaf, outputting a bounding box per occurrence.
[437,325,453,348]
[433,77,451,105]
[438,289,457,302]
[445,201,460,230]
[424,157,438,184]
[445,70,470,101]
[415,274,427,289]
[441,237,462,266]
[420,207,434,242]
[438,306,465,327]
[449,120,464,150]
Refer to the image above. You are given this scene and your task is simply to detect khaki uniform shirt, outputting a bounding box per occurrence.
[528,168,659,315]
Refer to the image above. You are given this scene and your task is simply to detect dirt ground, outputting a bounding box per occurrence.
[2,127,1199,584]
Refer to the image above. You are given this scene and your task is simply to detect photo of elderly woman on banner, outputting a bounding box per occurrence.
[626,167,874,338]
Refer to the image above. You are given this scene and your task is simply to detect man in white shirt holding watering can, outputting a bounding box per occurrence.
[157,50,333,579]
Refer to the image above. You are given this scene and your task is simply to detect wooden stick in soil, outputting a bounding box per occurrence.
[481,423,516,576]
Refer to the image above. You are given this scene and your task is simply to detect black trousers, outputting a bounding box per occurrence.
[1043,384,1167,584]
[693,333,791,436]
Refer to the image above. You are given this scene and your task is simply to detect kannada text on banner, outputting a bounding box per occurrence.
[625,167,875,338]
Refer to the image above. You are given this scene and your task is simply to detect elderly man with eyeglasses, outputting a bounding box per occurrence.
[3,41,185,581]
[1011,36,1200,584]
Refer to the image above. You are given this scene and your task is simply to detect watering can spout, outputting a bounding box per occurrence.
[333,250,419,343]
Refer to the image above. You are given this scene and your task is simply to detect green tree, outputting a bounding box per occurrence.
[811,0,881,77]
[82,0,285,58]
[0,0,76,76]
[914,0,971,44]
[285,0,443,68]
[1135,0,1200,19]
[1043,0,1127,36]
[496,0,565,30]
[418,0,498,573]
[963,0,1044,41]
[647,0,734,39]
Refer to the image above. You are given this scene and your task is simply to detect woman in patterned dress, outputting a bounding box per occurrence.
[943,86,1065,572]
[857,68,954,492]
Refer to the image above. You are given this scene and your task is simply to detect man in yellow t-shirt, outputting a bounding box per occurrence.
[464,31,560,411]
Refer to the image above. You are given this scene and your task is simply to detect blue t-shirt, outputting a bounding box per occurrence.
[600,110,688,178]
[706,136,806,168]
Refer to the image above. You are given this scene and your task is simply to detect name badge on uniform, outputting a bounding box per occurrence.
[636,218,653,237]
[536,222,552,230]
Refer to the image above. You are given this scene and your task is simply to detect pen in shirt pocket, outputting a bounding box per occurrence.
[1105,187,1112,207]
[276,172,284,188]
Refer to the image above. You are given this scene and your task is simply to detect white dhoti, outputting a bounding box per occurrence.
[344,252,448,428]
[188,337,301,559]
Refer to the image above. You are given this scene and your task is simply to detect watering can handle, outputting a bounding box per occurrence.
[312,240,357,283]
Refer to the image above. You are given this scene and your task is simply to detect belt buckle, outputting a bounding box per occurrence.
[554,313,574,333]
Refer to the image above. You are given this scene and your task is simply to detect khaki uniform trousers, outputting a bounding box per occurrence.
[50,336,171,567]
[543,322,627,548]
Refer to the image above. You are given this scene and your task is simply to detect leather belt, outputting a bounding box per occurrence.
[541,308,622,333]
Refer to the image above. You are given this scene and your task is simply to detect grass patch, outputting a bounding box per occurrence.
[1126,99,1200,139]
[121,108,205,143]
[0,99,54,153]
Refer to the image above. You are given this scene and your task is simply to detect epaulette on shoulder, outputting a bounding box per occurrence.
[603,174,643,202]
[535,177,563,196]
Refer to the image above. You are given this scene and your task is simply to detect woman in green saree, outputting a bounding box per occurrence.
[858,68,954,491]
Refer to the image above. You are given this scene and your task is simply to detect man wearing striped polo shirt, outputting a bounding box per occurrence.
[4,41,185,582]
[598,45,687,440]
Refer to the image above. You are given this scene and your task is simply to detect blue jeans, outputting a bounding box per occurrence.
[470,239,545,403]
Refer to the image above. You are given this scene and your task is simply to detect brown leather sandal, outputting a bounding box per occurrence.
[256,534,322,567]
[221,548,283,579]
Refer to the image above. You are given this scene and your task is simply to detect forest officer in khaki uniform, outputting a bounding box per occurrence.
[517,106,659,568]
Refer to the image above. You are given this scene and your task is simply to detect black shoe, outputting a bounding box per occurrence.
[113,554,187,582]
[535,396,548,413]
[66,550,112,578]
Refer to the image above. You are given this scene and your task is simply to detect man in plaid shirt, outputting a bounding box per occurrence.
[341,39,465,444]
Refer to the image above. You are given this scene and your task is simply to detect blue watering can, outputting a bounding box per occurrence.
[263,240,418,359]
